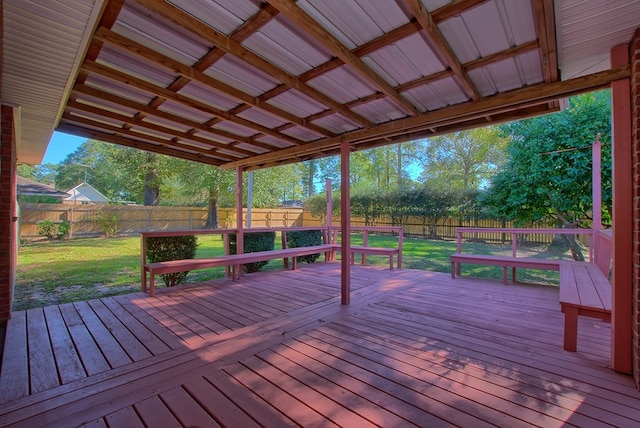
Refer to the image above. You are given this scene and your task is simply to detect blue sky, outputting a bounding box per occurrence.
[42,131,88,165]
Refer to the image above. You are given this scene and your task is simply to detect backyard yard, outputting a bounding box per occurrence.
[14,233,577,311]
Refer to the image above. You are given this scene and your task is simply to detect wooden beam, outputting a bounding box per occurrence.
[134,0,373,128]
[81,60,304,147]
[220,65,629,169]
[56,123,226,166]
[403,0,481,101]
[93,27,334,138]
[266,0,420,117]
[63,101,251,159]
[531,0,559,83]
[431,0,489,22]
[70,84,273,153]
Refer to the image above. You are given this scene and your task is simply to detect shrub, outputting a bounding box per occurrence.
[146,235,198,287]
[95,210,119,237]
[36,219,69,240]
[286,230,322,264]
[230,231,275,273]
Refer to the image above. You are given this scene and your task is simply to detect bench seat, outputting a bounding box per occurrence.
[143,244,336,297]
[450,253,561,284]
[330,245,401,270]
[559,261,611,351]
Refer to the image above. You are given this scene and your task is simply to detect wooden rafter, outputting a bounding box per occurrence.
[93,27,334,138]
[221,65,629,169]
[134,0,373,128]
[266,0,420,117]
[80,60,304,147]
[531,0,559,83]
[403,0,482,101]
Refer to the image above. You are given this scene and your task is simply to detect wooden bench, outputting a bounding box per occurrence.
[558,230,612,351]
[349,246,401,270]
[143,244,336,297]
[450,253,561,284]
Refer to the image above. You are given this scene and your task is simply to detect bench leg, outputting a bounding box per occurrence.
[512,267,517,283]
[502,267,508,285]
[389,255,393,270]
[149,274,155,297]
[562,306,579,351]
[451,261,456,279]
[142,269,148,293]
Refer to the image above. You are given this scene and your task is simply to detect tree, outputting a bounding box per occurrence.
[481,90,612,259]
[417,127,508,190]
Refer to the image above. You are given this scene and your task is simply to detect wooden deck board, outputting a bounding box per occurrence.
[1,263,638,427]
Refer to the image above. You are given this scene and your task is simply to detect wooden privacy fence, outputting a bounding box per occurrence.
[18,204,304,239]
[20,203,558,244]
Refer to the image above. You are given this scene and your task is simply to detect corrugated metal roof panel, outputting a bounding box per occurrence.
[403,84,448,112]
[312,113,360,134]
[268,90,328,117]
[352,98,408,123]
[116,1,210,65]
[281,126,324,142]
[168,0,259,36]
[307,66,377,104]
[178,81,243,111]
[237,107,288,129]
[298,0,408,49]
[159,100,217,125]
[84,74,156,106]
[206,55,281,97]
[97,45,178,88]
[243,15,332,76]
[211,120,258,138]
[253,135,293,149]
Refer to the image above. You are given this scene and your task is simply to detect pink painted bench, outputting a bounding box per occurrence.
[559,230,612,351]
[143,244,336,297]
[329,226,403,270]
[450,253,561,284]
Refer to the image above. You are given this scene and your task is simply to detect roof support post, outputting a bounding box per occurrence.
[235,166,244,277]
[610,42,633,374]
[592,136,601,260]
[340,141,351,305]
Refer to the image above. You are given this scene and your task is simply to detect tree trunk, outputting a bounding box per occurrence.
[143,170,160,206]
[206,196,219,229]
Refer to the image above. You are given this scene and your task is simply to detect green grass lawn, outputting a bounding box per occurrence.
[15,233,576,311]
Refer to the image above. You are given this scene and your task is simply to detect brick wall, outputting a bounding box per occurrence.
[0,105,17,326]
[632,28,640,389]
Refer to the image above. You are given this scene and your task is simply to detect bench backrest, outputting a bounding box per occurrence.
[594,230,612,279]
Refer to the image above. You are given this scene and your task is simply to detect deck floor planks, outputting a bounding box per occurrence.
[355,301,640,410]
[0,311,28,403]
[239,353,379,428]
[133,395,182,428]
[103,406,145,428]
[177,286,252,330]
[181,377,262,428]
[25,308,60,394]
[305,325,603,427]
[2,264,639,427]
[113,293,199,350]
[222,361,341,428]
[86,299,152,362]
[254,346,463,428]
[159,386,223,427]
[72,301,132,368]
[99,297,172,355]
[42,305,86,385]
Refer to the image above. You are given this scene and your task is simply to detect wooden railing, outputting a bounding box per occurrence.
[330,226,404,267]
[455,227,594,261]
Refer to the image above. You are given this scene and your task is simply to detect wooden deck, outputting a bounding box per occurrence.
[0,263,638,427]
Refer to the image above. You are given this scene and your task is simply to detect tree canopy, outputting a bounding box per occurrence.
[481,90,612,228]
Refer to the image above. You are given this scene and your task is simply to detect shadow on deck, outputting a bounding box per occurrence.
[0,263,638,427]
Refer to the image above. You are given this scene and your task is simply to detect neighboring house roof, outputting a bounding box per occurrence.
[16,176,69,199]
[64,182,110,204]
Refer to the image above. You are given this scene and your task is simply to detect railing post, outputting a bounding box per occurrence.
[397,228,403,268]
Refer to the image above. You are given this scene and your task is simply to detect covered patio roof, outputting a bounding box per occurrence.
[4,0,639,168]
